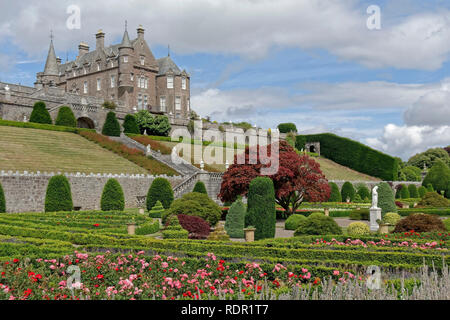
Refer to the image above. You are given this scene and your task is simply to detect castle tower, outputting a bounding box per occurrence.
[35,34,59,89]
[118,23,134,107]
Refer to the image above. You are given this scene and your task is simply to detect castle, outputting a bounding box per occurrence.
[0,25,191,130]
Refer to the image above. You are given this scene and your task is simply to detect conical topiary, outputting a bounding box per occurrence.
[422,159,450,194]
[123,114,140,134]
[408,184,419,198]
[55,106,76,127]
[328,182,342,202]
[30,101,52,124]
[146,178,174,210]
[224,197,246,238]
[418,186,427,198]
[102,111,121,137]
[45,175,73,212]
[149,200,165,218]
[100,178,125,211]
[192,181,207,194]
[377,182,397,215]
[400,185,410,199]
[341,182,355,202]
[0,183,5,213]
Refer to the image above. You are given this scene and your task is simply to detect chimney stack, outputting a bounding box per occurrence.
[78,42,89,57]
[137,25,145,40]
[96,29,105,50]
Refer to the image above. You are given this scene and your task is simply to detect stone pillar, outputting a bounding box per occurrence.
[369,208,381,232]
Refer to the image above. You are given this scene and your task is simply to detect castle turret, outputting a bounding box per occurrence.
[35,36,59,89]
[118,24,134,107]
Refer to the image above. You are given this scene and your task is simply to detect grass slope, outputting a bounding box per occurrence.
[0,126,147,174]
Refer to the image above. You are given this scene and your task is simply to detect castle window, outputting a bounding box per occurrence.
[110,61,114,68]
[175,96,181,110]
[187,99,190,111]
[97,63,101,71]
[123,56,128,63]
[144,95,148,108]
[83,81,88,94]
[83,68,87,75]
[97,78,101,91]
[131,73,134,81]
[144,77,148,89]
[138,94,143,110]
[140,56,145,65]
[160,97,166,112]
[73,71,76,78]
[167,76,174,89]
[111,75,115,88]
[182,77,186,90]
[138,77,145,88]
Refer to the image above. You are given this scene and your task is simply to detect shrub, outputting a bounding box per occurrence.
[224,198,246,238]
[149,200,165,218]
[177,214,210,239]
[393,214,446,233]
[45,175,73,212]
[418,186,427,198]
[353,194,362,203]
[0,183,5,213]
[444,218,450,231]
[401,166,422,181]
[408,184,419,198]
[122,114,140,134]
[383,212,402,225]
[349,209,369,220]
[446,181,450,199]
[308,212,324,219]
[29,101,52,124]
[285,214,307,231]
[162,225,189,239]
[146,178,174,210]
[101,112,121,137]
[395,185,403,199]
[135,110,154,134]
[400,185,410,199]
[427,184,434,192]
[277,123,297,133]
[55,106,76,127]
[377,182,397,215]
[422,159,450,194]
[147,115,171,137]
[192,181,207,194]
[207,225,230,241]
[102,101,117,110]
[100,179,125,211]
[328,182,342,202]
[294,215,342,236]
[135,220,160,235]
[246,177,276,240]
[341,182,355,202]
[356,184,370,201]
[418,192,450,208]
[347,222,370,236]
[163,192,221,227]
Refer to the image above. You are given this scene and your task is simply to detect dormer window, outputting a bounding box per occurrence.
[167,76,174,89]
[182,77,186,90]
[140,56,145,65]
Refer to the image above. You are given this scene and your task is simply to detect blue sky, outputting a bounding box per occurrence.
[0,0,449,160]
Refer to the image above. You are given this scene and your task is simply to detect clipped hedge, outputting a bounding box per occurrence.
[0,183,5,213]
[341,182,356,202]
[102,111,121,137]
[277,123,297,133]
[328,182,342,202]
[100,179,125,211]
[149,201,165,218]
[378,182,397,215]
[294,215,342,236]
[347,222,370,236]
[146,178,174,210]
[296,133,398,180]
[44,175,73,212]
[29,101,52,125]
[122,114,140,134]
[55,106,76,127]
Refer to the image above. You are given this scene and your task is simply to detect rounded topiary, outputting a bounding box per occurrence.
[408,184,419,198]
[284,214,307,231]
[377,182,397,215]
[444,218,450,231]
[45,175,73,212]
[294,215,342,236]
[0,183,5,213]
[418,186,427,198]
[100,178,125,211]
[101,111,121,137]
[149,200,165,218]
[400,185,410,199]
[356,184,370,201]
[347,222,370,236]
[393,214,446,233]
[224,197,246,238]
[341,182,355,202]
[192,181,207,194]
[308,212,324,219]
[55,106,76,127]
[422,159,450,194]
[418,192,450,207]
[146,178,174,210]
[29,101,52,124]
[328,182,342,202]
[122,114,140,134]
[383,212,402,225]
[246,177,276,240]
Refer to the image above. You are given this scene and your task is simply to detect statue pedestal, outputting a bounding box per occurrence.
[369,207,381,232]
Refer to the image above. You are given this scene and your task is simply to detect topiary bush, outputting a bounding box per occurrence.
[328,182,342,202]
[45,175,73,212]
[377,182,397,215]
[135,220,160,235]
[347,222,370,236]
[177,214,210,239]
[284,214,307,231]
[341,182,355,202]
[277,123,297,133]
[101,111,121,137]
[408,184,419,198]
[245,177,276,240]
[418,186,427,198]
[422,159,450,194]
[224,197,246,238]
[146,178,174,210]
[393,214,446,233]
[0,183,5,213]
[400,185,410,199]
[149,200,165,218]
[192,181,207,194]
[294,215,342,236]
[444,218,450,231]
[147,115,171,137]
[382,212,402,225]
[122,114,140,134]
[418,192,450,208]
[55,106,76,127]
[446,181,450,199]
[30,101,52,124]
[207,225,230,241]
[308,212,324,219]
[100,179,125,211]
[356,184,370,201]
[162,225,189,239]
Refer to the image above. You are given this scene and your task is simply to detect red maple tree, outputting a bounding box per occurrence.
[218,140,330,214]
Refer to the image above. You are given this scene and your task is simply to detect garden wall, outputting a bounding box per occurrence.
[0,171,184,213]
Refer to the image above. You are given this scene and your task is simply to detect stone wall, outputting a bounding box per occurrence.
[0,171,184,213]
[329,180,422,191]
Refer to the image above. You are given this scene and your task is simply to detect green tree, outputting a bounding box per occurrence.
[147,115,171,136]
[122,114,140,134]
[29,101,52,124]
[408,184,419,198]
[377,182,397,215]
[102,112,121,137]
[224,197,246,238]
[192,181,207,194]
[445,181,450,199]
[328,182,342,202]
[0,183,5,213]
[245,177,276,240]
[55,106,76,127]
[100,179,125,211]
[408,148,450,169]
[277,123,297,133]
[135,110,154,134]
[341,182,355,202]
[400,166,422,181]
[422,159,450,194]
[418,186,427,198]
[45,175,73,212]
[400,185,410,199]
[146,178,174,210]
[427,184,435,192]
[356,184,370,201]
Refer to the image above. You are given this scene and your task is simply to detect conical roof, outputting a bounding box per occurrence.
[44,40,59,75]
[119,30,133,49]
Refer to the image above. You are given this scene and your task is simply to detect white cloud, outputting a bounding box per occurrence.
[2,0,450,69]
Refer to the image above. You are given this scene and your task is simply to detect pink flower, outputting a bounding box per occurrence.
[333,270,340,276]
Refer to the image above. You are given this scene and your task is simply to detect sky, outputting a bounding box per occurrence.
[0,0,449,160]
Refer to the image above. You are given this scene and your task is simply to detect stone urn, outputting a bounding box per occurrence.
[378,223,390,235]
[324,208,330,217]
[127,222,136,235]
[243,227,256,242]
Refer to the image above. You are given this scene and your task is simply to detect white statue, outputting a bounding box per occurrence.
[371,186,379,209]
[146,144,151,156]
